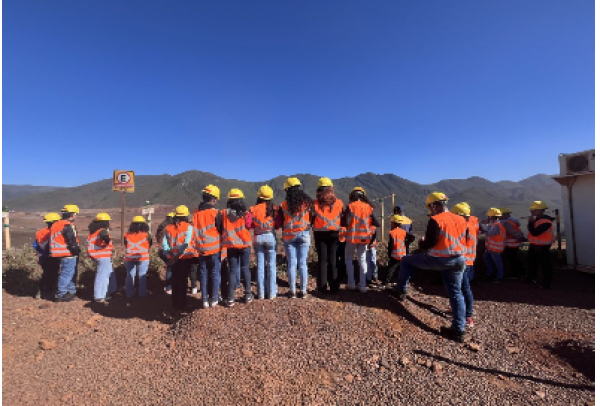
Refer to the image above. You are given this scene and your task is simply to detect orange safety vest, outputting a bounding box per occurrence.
[485,221,506,253]
[49,220,79,257]
[165,221,195,259]
[87,229,113,259]
[464,216,479,266]
[35,228,51,257]
[313,199,343,232]
[428,212,467,257]
[527,218,554,246]
[281,201,310,242]
[221,210,251,249]
[504,218,522,248]
[250,203,276,234]
[124,232,150,261]
[189,208,220,256]
[390,227,407,260]
[345,201,374,245]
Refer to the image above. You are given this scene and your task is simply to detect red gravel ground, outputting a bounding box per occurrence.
[2,268,595,405]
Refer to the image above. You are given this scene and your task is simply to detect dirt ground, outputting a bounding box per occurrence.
[2,259,595,405]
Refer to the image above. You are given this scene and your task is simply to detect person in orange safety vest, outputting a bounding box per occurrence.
[87,212,117,303]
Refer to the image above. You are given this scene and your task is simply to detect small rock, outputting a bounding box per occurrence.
[432,362,443,374]
[416,358,426,366]
[506,346,519,354]
[35,352,44,361]
[379,367,387,373]
[167,340,176,349]
[39,339,57,351]
[400,357,411,366]
[61,393,72,402]
[534,391,546,399]
[355,375,362,381]
[425,360,432,368]
[380,360,391,369]
[468,343,480,352]
[39,303,53,309]
[242,350,254,357]
[344,374,354,383]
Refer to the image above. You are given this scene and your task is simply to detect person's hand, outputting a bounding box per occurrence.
[420,236,425,242]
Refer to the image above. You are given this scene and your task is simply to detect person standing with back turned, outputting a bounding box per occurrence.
[525,201,555,289]
[34,212,61,300]
[50,204,81,302]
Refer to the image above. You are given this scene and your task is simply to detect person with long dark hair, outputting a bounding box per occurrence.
[249,185,282,300]
[341,188,380,293]
[34,212,61,300]
[222,189,253,307]
[87,213,117,303]
[279,177,314,298]
[156,212,175,294]
[312,177,343,293]
[124,216,153,299]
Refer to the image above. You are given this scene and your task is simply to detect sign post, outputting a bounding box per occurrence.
[2,210,10,250]
[113,170,135,245]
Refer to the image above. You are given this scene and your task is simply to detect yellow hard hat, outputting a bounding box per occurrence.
[203,184,220,200]
[499,207,511,214]
[318,177,333,188]
[167,212,175,217]
[257,185,273,200]
[132,215,146,223]
[457,202,471,209]
[352,187,366,195]
[425,192,448,206]
[95,212,112,221]
[175,205,190,217]
[451,203,471,216]
[284,177,301,190]
[391,215,412,225]
[228,188,245,199]
[487,208,502,217]
[530,201,548,210]
[43,212,61,222]
[62,204,80,214]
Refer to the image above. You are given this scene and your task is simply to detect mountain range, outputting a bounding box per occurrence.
[2,172,562,229]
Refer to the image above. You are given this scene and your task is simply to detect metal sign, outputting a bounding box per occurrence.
[113,170,135,193]
[141,207,155,215]
[2,212,8,218]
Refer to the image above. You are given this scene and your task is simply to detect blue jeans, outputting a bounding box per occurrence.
[228,247,251,300]
[462,266,474,318]
[484,250,504,279]
[94,257,117,300]
[254,233,277,299]
[396,254,467,332]
[56,256,78,298]
[125,260,149,298]
[466,263,475,281]
[198,253,221,303]
[345,243,367,288]
[284,231,311,294]
[366,245,378,281]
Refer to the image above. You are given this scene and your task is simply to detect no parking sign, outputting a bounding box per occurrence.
[113,170,135,193]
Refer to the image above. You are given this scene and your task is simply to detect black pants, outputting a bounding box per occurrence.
[383,257,402,286]
[502,247,524,277]
[39,257,60,295]
[189,261,198,289]
[336,241,346,282]
[172,258,194,309]
[526,244,553,288]
[314,231,340,292]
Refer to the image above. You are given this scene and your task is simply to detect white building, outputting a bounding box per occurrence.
[552,149,595,272]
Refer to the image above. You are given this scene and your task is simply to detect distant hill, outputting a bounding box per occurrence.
[2,184,65,201]
[3,172,561,224]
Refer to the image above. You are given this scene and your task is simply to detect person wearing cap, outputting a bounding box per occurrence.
[188,185,224,308]
[312,178,344,294]
[525,201,555,289]
[340,187,380,293]
[34,213,61,299]
[87,213,117,303]
[394,192,468,343]
[499,207,526,278]
[156,212,175,294]
[164,206,196,310]
[250,185,282,299]
[124,216,153,299]
[481,208,506,283]
[279,177,314,299]
[381,215,415,289]
[50,204,81,302]
[221,189,253,306]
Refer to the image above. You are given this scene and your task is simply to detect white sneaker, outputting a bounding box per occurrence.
[359,286,367,293]
[192,287,198,295]
[202,301,209,309]
[209,301,218,308]
[346,284,356,290]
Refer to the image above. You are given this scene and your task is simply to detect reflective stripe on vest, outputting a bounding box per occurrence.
[222,210,251,248]
[87,229,113,259]
[463,216,479,265]
[35,228,51,257]
[428,212,468,257]
[190,209,220,256]
[125,232,150,261]
[390,227,407,260]
[165,222,195,258]
[313,199,343,232]
[504,219,522,248]
[49,220,73,257]
[485,222,506,253]
[281,201,310,241]
[527,219,554,246]
[250,203,275,234]
[345,201,373,245]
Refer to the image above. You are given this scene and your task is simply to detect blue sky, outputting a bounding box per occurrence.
[3,0,594,187]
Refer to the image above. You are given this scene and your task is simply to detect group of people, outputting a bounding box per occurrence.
[33,177,555,343]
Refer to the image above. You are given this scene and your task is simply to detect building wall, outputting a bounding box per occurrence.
[560,173,595,268]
